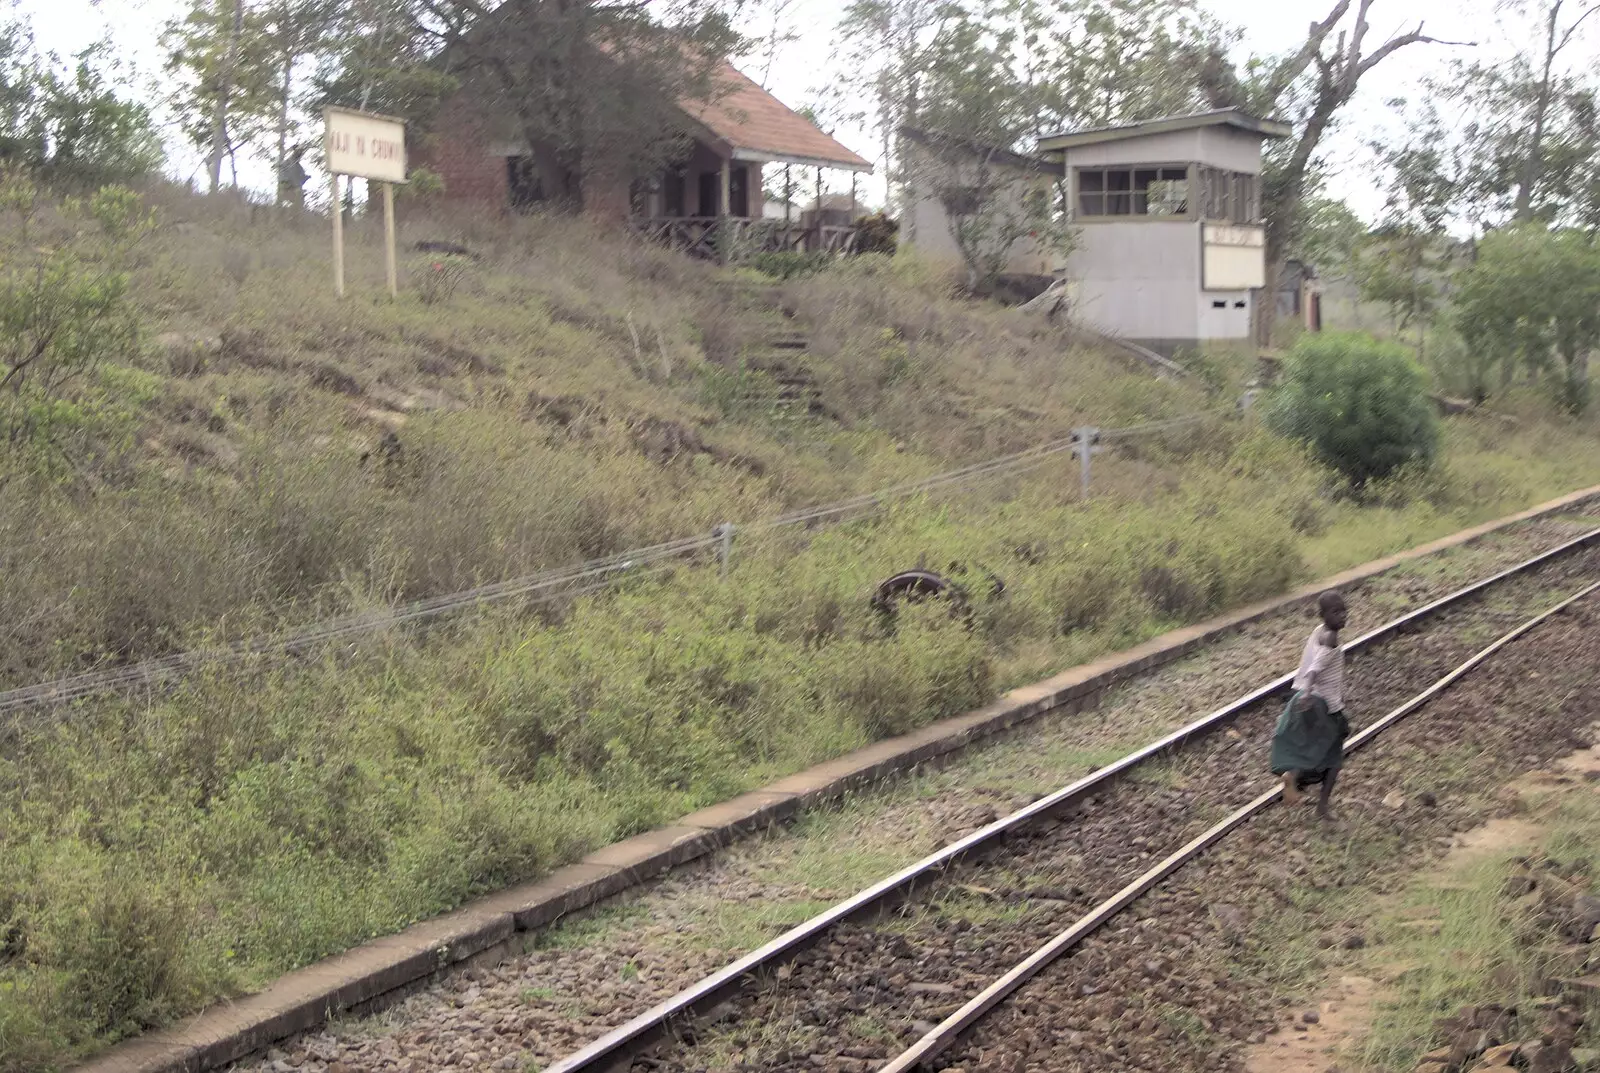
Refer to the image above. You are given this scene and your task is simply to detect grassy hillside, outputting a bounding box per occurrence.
[2,184,1600,1070]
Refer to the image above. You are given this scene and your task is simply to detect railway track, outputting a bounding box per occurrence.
[543,528,1600,1073]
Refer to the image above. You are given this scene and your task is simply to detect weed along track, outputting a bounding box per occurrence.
[881,580,1600,1073]
[212,515,1600,1073]
[526,533,1600,1073]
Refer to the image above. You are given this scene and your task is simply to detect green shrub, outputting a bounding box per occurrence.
[1451,224,1600,414]
[413,255,470,304]
[1264,332,1440,488]
[0,185,151,484]
[854,211,899,255]
[749,250,832,280]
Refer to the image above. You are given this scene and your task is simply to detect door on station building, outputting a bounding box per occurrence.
[662,169,686,217]
[730,167,749,218]
[506,156,544,212]
[698,172,719,216]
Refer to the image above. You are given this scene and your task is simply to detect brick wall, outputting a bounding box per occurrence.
[415,92,509,209]
[417,88,765,226]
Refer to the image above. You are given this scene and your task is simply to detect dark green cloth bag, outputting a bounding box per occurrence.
[1270,691,1349,776]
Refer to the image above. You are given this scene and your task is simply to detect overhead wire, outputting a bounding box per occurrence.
[0,407,1235,718]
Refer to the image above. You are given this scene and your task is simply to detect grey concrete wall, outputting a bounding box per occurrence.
[1061,129,1204,169]
[1195,289,1253,341]
[1065,220,1200,340]
[1195,126,1265,174]
[902,141,1057,276]
[906,187,962,264]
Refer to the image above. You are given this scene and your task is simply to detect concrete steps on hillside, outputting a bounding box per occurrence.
[709,280,827,417]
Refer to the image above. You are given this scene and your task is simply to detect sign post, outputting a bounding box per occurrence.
[323,106,408,298]
[330,171,344,298]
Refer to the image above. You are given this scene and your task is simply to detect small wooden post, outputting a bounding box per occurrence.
[382,181,398,297]
[718,158,732,264]
[814,167,823,251]
[850,174,858,252]
[330,172,345,298]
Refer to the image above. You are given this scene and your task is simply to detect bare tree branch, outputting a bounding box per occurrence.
[1551,0,1600,52]
[1260,0,1351,104]
[1357,24,1476,80]
[1340,0,1372,94]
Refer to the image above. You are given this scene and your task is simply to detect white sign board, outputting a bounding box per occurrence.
[324,106,407,183]
[1201,223,1266,291]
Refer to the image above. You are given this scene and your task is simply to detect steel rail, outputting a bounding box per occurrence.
[879,574,1600,1073]
[541,525,1600,1073]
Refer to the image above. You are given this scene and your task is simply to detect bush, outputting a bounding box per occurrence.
[0,185,150,483]
[413,255,470,304]
[1451,224,1600,414]
[1263,332,1440,488]
[0,27,163,189]
[749,250,832,280]
[854,211,899,255]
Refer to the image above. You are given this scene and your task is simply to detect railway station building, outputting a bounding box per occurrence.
[418,60,873,257]
[904,108,1292,356]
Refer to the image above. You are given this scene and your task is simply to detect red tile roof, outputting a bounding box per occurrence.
[683,63,873,172]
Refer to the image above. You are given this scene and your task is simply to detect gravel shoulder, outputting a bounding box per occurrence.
[937,586,1600,1073]
[231,516,1600,1073]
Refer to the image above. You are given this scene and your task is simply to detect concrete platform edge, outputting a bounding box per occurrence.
[70,484,1600,1073]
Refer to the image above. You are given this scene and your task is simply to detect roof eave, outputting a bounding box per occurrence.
[729,147,873,173]
[1036,110,1293,152]
[898,126,1060,175]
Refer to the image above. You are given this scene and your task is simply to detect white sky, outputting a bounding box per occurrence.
[19,0,1591,220]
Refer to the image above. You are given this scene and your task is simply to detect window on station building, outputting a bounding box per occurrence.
[1075,166,1189,218]
[1196,167,1262,223]
[1074,164,1263,223]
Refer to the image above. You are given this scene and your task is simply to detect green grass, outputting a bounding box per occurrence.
[1356,791,1600,1071]
[4,183,1600,1071]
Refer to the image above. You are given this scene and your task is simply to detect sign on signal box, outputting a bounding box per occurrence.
[324,106,408,298]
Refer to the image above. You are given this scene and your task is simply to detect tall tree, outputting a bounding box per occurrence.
[1042,0,1230,131]
[1394,2,1600,232]
[257,0,343,199]
[901,4,1071,289]
[164,0,277,190]
[312,0,456,131]
[390,0,743,212]
[209,0,246,191]
[837,0,950,208]
[1185,0,1470,345]
[840,0,1224,213]
[1513,0,1600,220]
[1357,104,1458,358]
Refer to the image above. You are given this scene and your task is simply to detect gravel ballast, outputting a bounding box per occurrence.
[229,517,1600,1073]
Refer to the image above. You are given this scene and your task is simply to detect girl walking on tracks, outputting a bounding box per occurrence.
[1272,590,1350,820]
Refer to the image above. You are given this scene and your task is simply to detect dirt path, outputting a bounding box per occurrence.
[1238,744,1600,1073]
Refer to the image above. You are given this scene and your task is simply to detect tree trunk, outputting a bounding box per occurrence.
[207,0,246,194]
[1515,0,1564,221]
[1256,98,1337,347]
[275,48,293,204]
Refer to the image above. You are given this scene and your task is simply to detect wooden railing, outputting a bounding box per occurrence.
[628,217,859,259]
